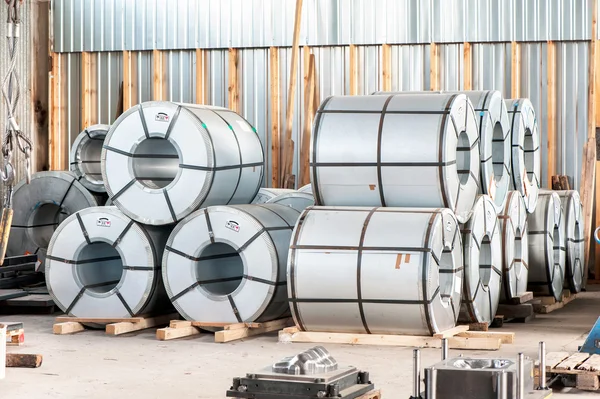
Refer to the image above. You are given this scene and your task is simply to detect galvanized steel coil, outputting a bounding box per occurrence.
[506,99,540,214]
[266,192,315,213]
[311,94,480,223]
[298,184,313,194]
[459,195,502,325]
[499,191,529,301]
[527,191,565,301]
[7,171,100,267]
[288,207,463,336]
[101,101,264,226]
[70,124,110,193]
[46,206,172,319]
[251,188,295,204]
[162,204,300,323]
[553,190,584,293]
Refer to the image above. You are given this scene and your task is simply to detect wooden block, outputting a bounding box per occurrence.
[170,320,191,328]
[156,325,201,341]
[53,322,85,335]
[433,325,470,339]
[7,328,24,346]
[545,352,571,369]
[556,353,591,370]
[509,291,533,304]
[55,316,145,323]
[458,331,515,344]
[559,175,570,190]
[468,322,489,332]
[6,353,43,368]
[356,390,381,399]
[105,313,176,336]
[539,296,558,306]
[491,316,504,328]
[215,318,293,343]
[551,175,562,190]
[497,303,535,319]
[578,354,600,372]
[577,374,600,390]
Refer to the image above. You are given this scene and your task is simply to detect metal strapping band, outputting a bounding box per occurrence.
[376,96,394,206]
[205,210,215,243]
[116,290,135,317]
[138,104,150,139]
[110,178,137,201]
[356,207,379,334]
[76,213,92,245]
[113,220,135,248]
[65,279,121,315]
[163,106,182,140]
[163,189,178,222]
[227,294,243,322]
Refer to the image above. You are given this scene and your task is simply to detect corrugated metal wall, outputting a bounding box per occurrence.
[51,0,595,189]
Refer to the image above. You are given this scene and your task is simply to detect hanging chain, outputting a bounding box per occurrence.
[1,0,31,208]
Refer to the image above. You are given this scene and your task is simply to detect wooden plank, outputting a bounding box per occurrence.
[215,318,292,343]
[49,52,61,170]
[53,321,85,335]
[195,49,206,104]
[31,0,50,172]
[509,291,533,305]
[381,44,391,92]
[433,325,469,339]
[556,353,591,371]
[578,354,600,372]
[300,54,315,187]
[105,313,176,336]
[497,303,535,320]
[581,139,597,282]
[279,328,502,350]
[430,43,439,91]
[122,50,138,110]
[577,374,600,390]
[55,316,145,323]
[6,353,43,368]
[189,321,260,329]
[281,0,303,188]
[153,49,165,101]
[270,47,281,188]
[463,42,472,90]
[349,44,358,95]
[467,322,488,332]
[511,41,521,98]
[356,390,381,399]
[156,325,202,341]
[559,175,570,190]
[228,48,239,112]
[457,331,515,345]
[170,320,191,328]
[547,41,556,187]
[545,352,571,369]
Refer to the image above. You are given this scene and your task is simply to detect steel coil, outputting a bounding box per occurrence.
[162,204,300,323]
[252,188,295,204]
[459,195,502,325]
[506,99,540,214]
[266,192,315,213]
[298,184,313,194]
[499,191,529,301]
[70,124,110,193]
[553,190,584,293]
[527,191,565,301]
[288,207,463,336]
[311,94,480,223]
[7,171,100,267]
[101,101,264,226]
[46,206,172,320]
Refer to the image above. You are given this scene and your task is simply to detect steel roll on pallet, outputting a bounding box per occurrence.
[70,124,110,193]
[527,191,566,301]
[311,94,480,223]
[288,207,463,336]
[101,101,264,226]
[162,204,300,324]
[459,195,502,325]
[266,192,315,213]
[506,99,541,214]
[46,207,172,320]
[499,191,529,301]
[7,171,100,267]
[251,188,295,204]
[554,190,584,293]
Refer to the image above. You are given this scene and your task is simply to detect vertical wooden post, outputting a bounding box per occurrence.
[80,52,98,130]
[430,43,440,91]
[281,0,303,188]
[463,42,472,90]
[49,53,60,171]
[511,42,521,99]
[123,51,138,110]
[269,47,281,188]
[300,55,315,186]
[31,0,50,172]
[153,49,165,101]
[349,44,358,95]
[381,44,391,91]
[547,41,556,188]
[196,49,207,104]
[228,48,239,112]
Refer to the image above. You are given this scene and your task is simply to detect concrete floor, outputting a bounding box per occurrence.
[2,289,600,398]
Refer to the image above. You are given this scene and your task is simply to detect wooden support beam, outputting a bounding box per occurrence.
[547,41,556,187]
[349,44,358,95]
[105,313,175,336]
[300,54,315,187]
[49,52,60,171]
[430,43,440,91]
[270,47,281,188]
[381,44,391,91]
[511,41,521,99]
[195,49,207,104]
[152,49,165,101]
[31,0,50,172]
[215,318,292,343]
[53,321,85,335]
[122,50,138,110]
[81,52,93,130]
[463,42,472,90]
[228,48,239,113]
[281,0,303,188]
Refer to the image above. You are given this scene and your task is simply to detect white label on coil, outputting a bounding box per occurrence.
[236,120,252,132]
[155,112,170,122]
[225,220,240,232]
[96,217,111,227]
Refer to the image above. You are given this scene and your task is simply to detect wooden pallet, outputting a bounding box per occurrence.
[535,352,600,391]
[279,325,515,350]
[53,313,177,336]
[531,290,578,314]
[157,317,293,343]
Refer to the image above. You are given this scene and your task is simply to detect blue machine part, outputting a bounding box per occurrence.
[579,317,600,354]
